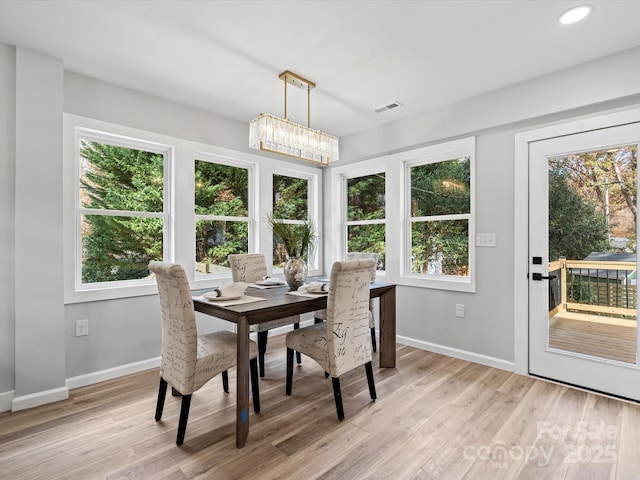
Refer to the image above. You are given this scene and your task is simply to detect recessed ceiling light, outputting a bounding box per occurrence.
[558,5,593,25]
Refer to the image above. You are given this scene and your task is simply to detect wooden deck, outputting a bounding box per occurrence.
[549,311,637,364]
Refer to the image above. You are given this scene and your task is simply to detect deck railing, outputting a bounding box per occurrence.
[548,259,637,319]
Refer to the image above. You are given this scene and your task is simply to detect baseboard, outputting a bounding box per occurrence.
[66,356,162,391]
[397,334,515,372]
[0,390,15,413]
[11,386,69,412]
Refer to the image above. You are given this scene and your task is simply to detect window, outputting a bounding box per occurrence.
[195,158,251,276]
[404,137,475,291]
[345,173,386,270]
[272,173,311,270]
[76,130,170,287]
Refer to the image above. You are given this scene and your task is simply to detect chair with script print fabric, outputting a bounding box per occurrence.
[313,252,379,351]
[286,258,377,420]
[228,253,302,377]
[149,261,260,446]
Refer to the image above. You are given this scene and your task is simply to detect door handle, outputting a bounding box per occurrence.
[532,273,556,281]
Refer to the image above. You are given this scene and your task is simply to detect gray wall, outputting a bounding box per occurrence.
[3,42,640,407]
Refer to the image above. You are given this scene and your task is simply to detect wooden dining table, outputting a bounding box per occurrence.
[192,279,396,448]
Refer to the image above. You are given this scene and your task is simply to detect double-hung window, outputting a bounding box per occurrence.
[195,156,253,277]
[345,172,386,270]
[75,128,170,289]
[404,137,475,291]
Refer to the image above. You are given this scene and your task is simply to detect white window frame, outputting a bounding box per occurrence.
[64,115,174,303]
[343,170,386,273]
[401,137,476,292]
[193,152,258,281]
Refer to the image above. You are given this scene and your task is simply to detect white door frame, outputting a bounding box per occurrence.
[514,106,640,376]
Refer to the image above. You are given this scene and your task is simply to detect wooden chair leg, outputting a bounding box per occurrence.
[176,394,192,446]
[293,323,302,364]
[257,331,268,378]
[365,361,377,400]
[332,377,345,421]
[314,317,323,324]
[250,358,260,413]
[222,370,229,393]
[370,327,377,353]
[171,386,181,396]
[155,378,168,421]
[285,347,294,395]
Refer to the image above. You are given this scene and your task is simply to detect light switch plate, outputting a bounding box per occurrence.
[476,233,497,247]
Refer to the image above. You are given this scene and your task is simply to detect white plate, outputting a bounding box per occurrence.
[255,279,285,286]
[204,292,243,301]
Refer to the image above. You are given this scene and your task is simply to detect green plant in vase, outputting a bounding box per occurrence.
[268,215,316,290]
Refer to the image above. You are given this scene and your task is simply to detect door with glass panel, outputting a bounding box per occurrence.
[529,122,640,400]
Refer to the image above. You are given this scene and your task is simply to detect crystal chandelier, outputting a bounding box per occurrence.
[249,71,338,165]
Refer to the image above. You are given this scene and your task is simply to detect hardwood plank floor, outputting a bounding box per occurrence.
[1,334,639,479]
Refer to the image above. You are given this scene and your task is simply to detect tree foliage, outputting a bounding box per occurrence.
[347,174,386,268]
[80,141,164,283]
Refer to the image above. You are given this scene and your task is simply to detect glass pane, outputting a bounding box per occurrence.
[411,158,470,217]
[195,161,248,216]
[196,220,248,274]
[347,173,385,221]
[272,223,315,270]
[80,141,164,212]
[347,224,386,270]
[547,145,637,363]
[411,219,469,276]
[273,174,308,220]
[81,214,162,283]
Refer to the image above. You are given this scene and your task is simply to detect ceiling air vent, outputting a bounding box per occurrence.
[373,100,404,113]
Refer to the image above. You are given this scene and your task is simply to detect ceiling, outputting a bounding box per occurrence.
[1,1,640,138]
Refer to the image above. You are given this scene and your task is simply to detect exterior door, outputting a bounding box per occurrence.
[529,122,640,400]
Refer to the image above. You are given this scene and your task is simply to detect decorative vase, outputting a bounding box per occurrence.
[284,256,308,291]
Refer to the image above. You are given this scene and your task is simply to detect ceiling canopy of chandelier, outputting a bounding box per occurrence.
[249,70,338,166]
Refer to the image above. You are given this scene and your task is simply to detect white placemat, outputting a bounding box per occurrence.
[248,282,287,289]
[195,295,267,307]
[286,290,328,299]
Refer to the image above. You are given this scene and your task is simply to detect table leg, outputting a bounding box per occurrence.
[379,286,396,368]
[236,315,250,448]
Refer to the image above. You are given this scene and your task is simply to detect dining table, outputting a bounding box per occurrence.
[192,278,396,448]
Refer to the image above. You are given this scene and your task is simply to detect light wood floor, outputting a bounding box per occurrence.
[2,334,640,480]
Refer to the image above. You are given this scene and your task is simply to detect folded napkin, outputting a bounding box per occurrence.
[207,282,248,298]
[298,282,328,293]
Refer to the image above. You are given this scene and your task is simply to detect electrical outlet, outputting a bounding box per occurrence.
[455,304,465,318]
[75,319,89,336]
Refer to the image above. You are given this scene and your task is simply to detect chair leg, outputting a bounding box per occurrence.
[155,378,168,421]
[285,347,294,395]
[332,377,345,421]
[314,317,323,324]
[365,361,377,400]
[257,331,268,378]
[222,370,229,393]
[250,357,260,413]
[171,386,181,396]
[293,323,302,364]
[370,327,377,353]
[176,394,192,446]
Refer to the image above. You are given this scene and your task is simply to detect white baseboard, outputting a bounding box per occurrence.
[0,390,15,413]
[66,356,161,391]
[11,386,69,412]
[397,334,515,372]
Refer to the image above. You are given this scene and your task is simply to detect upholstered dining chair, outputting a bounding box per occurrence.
[313,252,379,351]
[149,261,260,446]
[228,253,302,377]
[285,258,377,420]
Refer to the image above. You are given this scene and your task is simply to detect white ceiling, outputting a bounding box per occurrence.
[1,1,640,138]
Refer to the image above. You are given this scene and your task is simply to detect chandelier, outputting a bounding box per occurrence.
[249,70,338,165]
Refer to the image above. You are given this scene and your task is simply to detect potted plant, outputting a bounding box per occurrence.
[268,215,316,290]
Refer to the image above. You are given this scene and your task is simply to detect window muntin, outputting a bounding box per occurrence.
[195,160,250,275]
[78,138,167,285]
[272,173,312,270]
[345,173,386,270]
[408,156,471,279]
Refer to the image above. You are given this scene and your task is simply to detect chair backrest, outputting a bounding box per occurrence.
[346,252,379,282]
[228,253,268,283]
[149,261,198,393]
[326,258,377,377]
